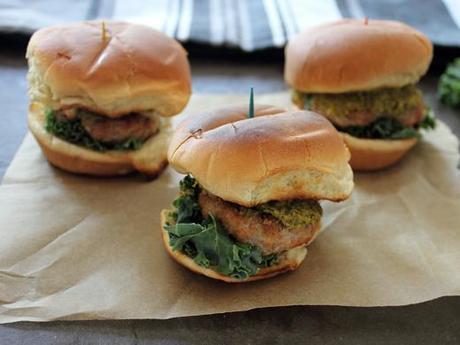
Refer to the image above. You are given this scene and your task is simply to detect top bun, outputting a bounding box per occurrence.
[168,105,353,207]
[27,21,191,117]
[285,19,433,93]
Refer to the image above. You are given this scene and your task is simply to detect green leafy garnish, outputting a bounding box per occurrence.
[170,175,202,223]
[165,215,277,279]
[165,176,278,280]
[338,112,436,140]
[304,94,314,110]
[45,109,144,152]
[438,58,460,107]
[111,138,143,151]
[419,111,437,131]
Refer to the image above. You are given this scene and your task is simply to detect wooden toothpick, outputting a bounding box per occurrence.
[101,21,109,42]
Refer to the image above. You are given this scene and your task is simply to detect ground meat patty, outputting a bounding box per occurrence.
[80,112,157,143]
[198,192,320,255]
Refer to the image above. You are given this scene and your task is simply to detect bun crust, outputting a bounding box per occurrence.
[28,102,169,177]
[285,19,433,93]
[161,210,307,283]
[341,132,418,171]
[27,20,191,117]
[168,105,353,206]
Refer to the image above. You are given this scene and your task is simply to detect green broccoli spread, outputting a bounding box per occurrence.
[294,85,424,118]
[255,200,322,228]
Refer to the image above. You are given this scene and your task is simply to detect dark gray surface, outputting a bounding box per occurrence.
[1,299,460,345]
[1,49,460,344]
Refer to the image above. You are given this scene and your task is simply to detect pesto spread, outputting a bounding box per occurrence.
[294,85,424,119]
[255,199,322,228]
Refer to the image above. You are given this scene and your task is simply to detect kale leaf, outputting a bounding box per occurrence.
[438,58,460,108]
[165,176,278,280]
[304,94,314,110]
[419,111,437,131]
[171,175,202,223]
[112,138,143,151]
[339,113,436,140]
[166,215,273,279]
[45,109,144,152]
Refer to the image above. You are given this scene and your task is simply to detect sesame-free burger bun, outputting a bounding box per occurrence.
[341,133,418,171]
[27,20,191,117]
[28,102,170,177]
[168,105,353,207]
[160,210,308,283]
[285,19,433,93]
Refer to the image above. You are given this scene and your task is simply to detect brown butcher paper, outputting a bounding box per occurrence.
[0,93,459,323]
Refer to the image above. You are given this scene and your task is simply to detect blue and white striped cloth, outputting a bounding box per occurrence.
[1,0,460,51]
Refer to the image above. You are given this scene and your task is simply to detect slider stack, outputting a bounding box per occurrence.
[27,21,191,177]
[285,19,435,171]
[162,105,353,282]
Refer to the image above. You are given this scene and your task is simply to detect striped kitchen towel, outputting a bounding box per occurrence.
[1,0,460,51]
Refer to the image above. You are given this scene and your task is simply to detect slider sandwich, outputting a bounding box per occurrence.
[27,21,191,177]
[161,105,353,282]
[285,19,436,171]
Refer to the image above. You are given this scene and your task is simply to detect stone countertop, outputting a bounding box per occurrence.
[0,46,459,344]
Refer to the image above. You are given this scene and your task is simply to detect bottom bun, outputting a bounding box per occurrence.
[28,102,170,177]
[160,209,308,283]
[341,133,418,171]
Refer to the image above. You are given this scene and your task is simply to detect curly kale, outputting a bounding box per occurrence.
[165,176,278,280]
[438,58,460,108]
[338,113,436,140]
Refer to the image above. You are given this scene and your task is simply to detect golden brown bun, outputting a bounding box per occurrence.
[26,20,191,117]
[160,210,307,283]
[168,105,353,207]
[285,19,433,93]
[341,133,418,171]
[28,102,169,177]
